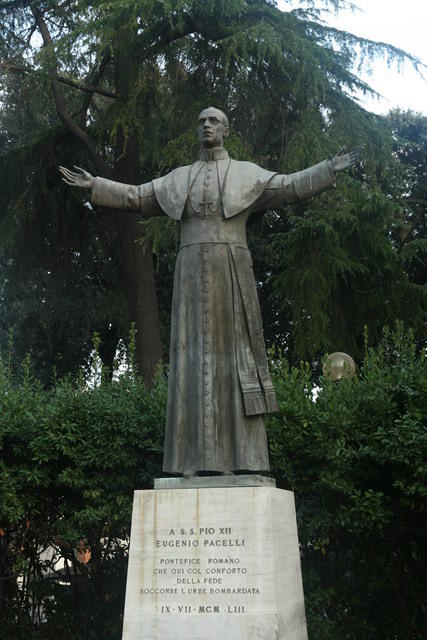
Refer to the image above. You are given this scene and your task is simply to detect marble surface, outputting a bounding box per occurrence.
[154,474,276,489]
[122,487,308,640]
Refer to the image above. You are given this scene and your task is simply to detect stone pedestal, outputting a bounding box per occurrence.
[122,479,308,640]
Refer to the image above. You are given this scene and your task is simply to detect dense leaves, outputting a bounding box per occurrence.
[1,325,426,639]
[1,1,425,380]
[0,351,165,638]
[269,322,427,638]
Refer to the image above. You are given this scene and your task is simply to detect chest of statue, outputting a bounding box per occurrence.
[180,160,248,248]
[184,159,224,218]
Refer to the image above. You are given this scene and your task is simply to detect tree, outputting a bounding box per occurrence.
[0,348,165,639]
[1,324,425,639]
[1,0,424,380]
[268,323,427,639]
[386,109,427,290]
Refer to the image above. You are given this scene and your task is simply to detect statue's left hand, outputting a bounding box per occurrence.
[331,146,362,173]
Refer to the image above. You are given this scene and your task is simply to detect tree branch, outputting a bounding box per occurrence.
[0,62,119,100]
[31,7,112,178]
[80,50,113,119]
[138,9,278,59]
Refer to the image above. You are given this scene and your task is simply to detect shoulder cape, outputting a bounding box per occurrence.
[152,159,276,220]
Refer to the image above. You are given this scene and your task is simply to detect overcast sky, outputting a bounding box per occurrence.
[277,0,427,115]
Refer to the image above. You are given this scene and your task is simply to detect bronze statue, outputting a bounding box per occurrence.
[60,107,359,476]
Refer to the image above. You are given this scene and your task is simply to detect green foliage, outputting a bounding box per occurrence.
[1,0,426,379]
[249,105,426,367]
[265,177,426,363]
[0,355,164,638]
[269,322,427,639]
[1,324,425,639]
[387,110,427,286]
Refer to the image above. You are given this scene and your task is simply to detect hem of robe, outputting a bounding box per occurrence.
[162,464,271,475]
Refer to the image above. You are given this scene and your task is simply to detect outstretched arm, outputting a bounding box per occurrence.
[256,147,362,210]
[252,146,362,212]
[285,145,362,203]
[59,166,163,218]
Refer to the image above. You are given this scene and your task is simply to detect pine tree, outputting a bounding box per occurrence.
[1,1,424,379]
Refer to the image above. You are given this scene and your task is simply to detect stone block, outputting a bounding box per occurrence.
[154,474,276,489]
[122,486,308,640]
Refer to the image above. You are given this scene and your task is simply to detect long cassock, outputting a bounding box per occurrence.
[91,147,336,475]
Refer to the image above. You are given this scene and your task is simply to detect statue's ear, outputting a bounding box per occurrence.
[223,125,230,138]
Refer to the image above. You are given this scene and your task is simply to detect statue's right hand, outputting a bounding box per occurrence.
[59,165,94,189]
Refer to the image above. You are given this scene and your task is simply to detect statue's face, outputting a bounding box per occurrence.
[197,108,229,148]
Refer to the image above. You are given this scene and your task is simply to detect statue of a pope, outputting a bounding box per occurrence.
[60,107,359,476]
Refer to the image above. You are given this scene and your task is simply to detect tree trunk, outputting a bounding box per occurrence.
[113,127,163,385]
[112,38,163,386]
[31,8,163,382]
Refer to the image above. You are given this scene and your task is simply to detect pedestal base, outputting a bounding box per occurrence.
[122,484,308,640]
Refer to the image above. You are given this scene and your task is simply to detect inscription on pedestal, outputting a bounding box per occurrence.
[141,523,258,615]
[122,487,308,640]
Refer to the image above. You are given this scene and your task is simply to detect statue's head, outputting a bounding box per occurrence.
[197,107,229,148]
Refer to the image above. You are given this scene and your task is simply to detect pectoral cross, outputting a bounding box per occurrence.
[199,198,214,216]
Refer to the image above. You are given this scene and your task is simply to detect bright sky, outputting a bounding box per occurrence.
[277,0,427,115]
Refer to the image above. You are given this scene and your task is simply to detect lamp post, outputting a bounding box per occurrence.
[322,352,356,382]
